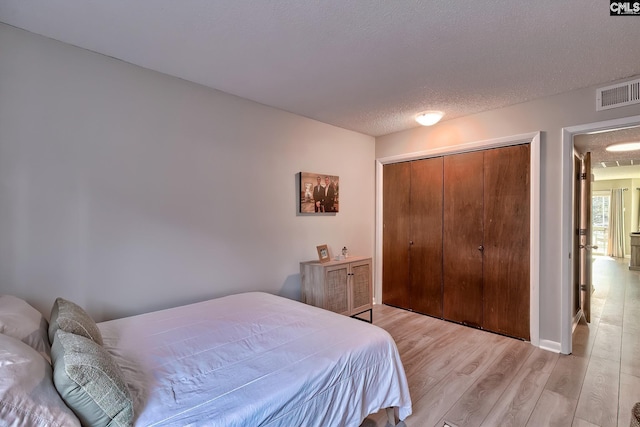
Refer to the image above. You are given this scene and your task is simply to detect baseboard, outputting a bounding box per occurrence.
[538,339,562,353]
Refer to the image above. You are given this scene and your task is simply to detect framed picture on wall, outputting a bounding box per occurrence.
[299,172,339,214]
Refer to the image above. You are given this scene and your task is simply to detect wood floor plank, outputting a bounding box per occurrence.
[572,417,601,427]
[544,354,590,400]
[373,305,423,331]
[389,318,438,354]
[526,389,577,427]
[599,300,624,326]
[375,318,437,356]
[621,331,640,377]
[618,372,640,427]
[590,323,622,362]
[405,334,513,427]
[589,296,605,325]
[371,304,406,325]
[401,324,488,382]
[398,318,461,353]
[623,305,640,336]
[480,347,558,427]
[625,281,640,300]
[437,339,533,427]
[575,356,620,427]
[571,319,597,359]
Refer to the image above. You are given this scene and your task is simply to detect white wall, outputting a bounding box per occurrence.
[376,78,640,348]
[0,24,375,321]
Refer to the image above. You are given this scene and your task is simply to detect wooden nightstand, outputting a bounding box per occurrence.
[300,256,373,322]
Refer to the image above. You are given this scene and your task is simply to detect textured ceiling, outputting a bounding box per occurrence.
[2,1,640,138]
[574,126,640,179]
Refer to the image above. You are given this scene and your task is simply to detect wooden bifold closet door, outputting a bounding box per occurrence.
[382,158,443,317]
[443,145,530,339]
[483,144,530,340]
[410,158,444,317]
[382,162,411,310]
[443,151,484,328]
[383,144,530,341]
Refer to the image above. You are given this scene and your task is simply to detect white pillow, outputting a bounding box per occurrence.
[0,333,81,427]
[0,295,51,361]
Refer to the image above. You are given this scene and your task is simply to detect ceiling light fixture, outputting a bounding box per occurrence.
[415,111,444,126]
[605,141,640,152]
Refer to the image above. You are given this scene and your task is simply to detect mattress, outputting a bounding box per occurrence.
[98,292,411,427]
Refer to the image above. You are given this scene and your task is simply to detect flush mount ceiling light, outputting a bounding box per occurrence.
[605,141,640,152]
[415,111,444,126]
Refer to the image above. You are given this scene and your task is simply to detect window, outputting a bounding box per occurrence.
[591,191,610,255]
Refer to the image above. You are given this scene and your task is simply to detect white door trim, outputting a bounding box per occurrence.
[375,131,540,347]
[560,115,640,354]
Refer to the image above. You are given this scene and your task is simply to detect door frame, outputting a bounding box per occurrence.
[560,115,640,354]
[375,132,541,348]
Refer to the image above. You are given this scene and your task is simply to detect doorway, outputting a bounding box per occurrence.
[561,115,640,354]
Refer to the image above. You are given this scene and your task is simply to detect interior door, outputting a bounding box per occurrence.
[578,152,593,322]
[572,151,582,322]
[443,151,484,326]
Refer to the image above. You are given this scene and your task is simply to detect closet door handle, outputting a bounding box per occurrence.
[409,240,414,245]
[478,245,484,251]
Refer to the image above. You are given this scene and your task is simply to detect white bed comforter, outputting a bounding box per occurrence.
[98,292,411,427]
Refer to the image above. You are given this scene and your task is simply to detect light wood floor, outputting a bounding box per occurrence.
[364,256,640,427]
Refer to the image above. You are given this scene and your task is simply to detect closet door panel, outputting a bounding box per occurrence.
[483,144,530,340]
[382,162,411,308]
[409,157,444,317]
[443,152,484,326]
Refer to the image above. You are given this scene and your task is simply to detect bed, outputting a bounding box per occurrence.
[0,292,412,427]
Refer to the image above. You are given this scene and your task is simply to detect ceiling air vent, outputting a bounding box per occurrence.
[596,78,640,111]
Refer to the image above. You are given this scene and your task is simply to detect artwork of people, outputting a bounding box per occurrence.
[299,172,339,213]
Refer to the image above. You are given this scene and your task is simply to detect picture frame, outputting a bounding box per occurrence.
[316,244,330,263]
[299,172,340,214]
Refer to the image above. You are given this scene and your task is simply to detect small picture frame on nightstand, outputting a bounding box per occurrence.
[316,244,330,263]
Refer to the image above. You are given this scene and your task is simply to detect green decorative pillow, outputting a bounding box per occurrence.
[49,297,103,346]
[51,330,133,427]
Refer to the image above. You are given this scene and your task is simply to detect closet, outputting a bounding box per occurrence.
[382,144,530,340]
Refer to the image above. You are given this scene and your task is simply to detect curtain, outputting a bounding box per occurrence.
[607,189,625,258]
[638,188,640,232]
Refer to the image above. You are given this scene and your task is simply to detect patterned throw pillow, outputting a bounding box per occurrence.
[0,294,51,361]
[51,330,133,427]
[49,297,104,345]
